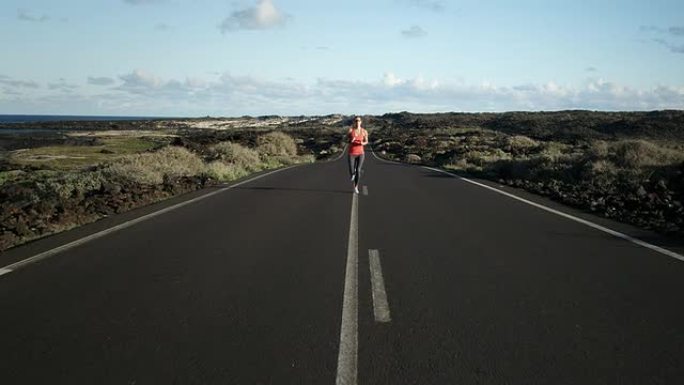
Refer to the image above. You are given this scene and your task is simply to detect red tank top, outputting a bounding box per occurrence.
[348,129,365,155]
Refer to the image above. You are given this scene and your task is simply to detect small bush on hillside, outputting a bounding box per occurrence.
[538,141,569,163]
[0,170,27,186]
[41,171,108,200]
[204,161,248,182]
[505,135,539,154]
[588,140,610,160]
[209,142,262,172]
[465,149,511,168]
[105,146,205,185]
[445,158,470,171]
[611,140,684,169]
[266,154,316,167]
[256,131,298,157]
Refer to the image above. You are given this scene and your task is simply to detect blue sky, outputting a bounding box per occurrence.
[1,0,683,116]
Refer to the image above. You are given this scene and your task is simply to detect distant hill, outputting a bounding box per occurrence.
[373,110,684,141]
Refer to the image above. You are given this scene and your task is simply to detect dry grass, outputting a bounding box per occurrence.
[610,139,684,168]
[105,146,206,185]
[209,142,263,172]
[433,126,489,136]
[440,135,684,180]
[588,159,618,176]
[504,135,539,154]
[205,133,311,181]
[588,140,610,159]
[204,161,249,182]
[256,131,298,157]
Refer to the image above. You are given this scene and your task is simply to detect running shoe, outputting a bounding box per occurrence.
[354,186,359,194]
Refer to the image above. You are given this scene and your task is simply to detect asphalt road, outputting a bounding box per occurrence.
[1,151,683,384]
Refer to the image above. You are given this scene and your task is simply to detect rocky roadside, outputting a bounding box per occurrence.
[0,175,206,251]
[374,133,684,240]
[0,127,346,252]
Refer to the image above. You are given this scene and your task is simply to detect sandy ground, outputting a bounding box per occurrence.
[66,130,178,138]
[169,115,344,130]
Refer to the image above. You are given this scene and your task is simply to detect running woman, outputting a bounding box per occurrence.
[348,116,369,194]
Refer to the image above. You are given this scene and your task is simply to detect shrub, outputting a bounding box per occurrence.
[256,131,298,157]
[589,159,617,175]
[588,140,609,160]
[263,154,316,168]
[0,170,26,186]
[505,135,539,154]
[44,170,108,200]
[209,142,262,172]
[539,141,567,161]
[105,146,205,185]
[611,140,684,169]
[445,158,469,171]
[204,161,248,182]
[465,149,511,167]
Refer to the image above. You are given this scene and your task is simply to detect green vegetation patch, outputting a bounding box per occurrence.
[8,137,161,170]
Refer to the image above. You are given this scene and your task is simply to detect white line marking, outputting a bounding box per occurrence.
[0,166,296,277]
[336,193,358,385]
[368,249,391,323]
[0,268,12,276]
[362,185,368,196]
[422,166,684,262]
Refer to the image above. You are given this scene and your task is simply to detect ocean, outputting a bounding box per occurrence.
[0,115,171,124]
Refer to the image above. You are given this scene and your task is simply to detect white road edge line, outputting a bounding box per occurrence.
[422,166,684,262]
[362,185,368,196]
[0,166,296,277]
[368,249,391,323]
[336,193,359,385]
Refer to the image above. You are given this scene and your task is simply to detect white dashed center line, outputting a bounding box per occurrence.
[368,249,391,323]
[336,193,359,385]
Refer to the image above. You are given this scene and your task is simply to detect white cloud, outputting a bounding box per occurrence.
[382,72,438,91]
[383,72,404,87]
[122,0,167,5]
[640,25,684,54]
[117,70,166,93]
[401,25,427,38]
[87,76,116,86]
[115,70,215,97]
[48,79,79,92]
[17,9,49,22]
[653,38,684,54]
[219,0,287,33]
[0,76,40,88]
[398,0,445,12]
[3,70,684,115]
[669,26,684,36]
[154,23,173,31]
[642,25,684,37]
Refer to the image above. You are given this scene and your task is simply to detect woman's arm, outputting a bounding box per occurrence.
[362,130,369,145]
